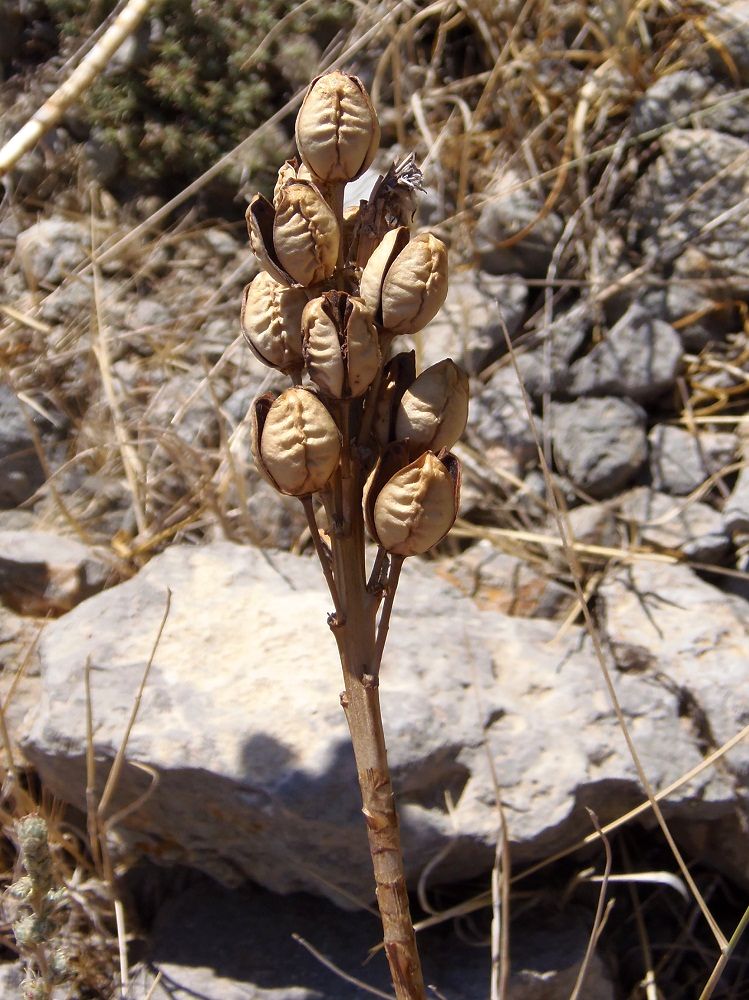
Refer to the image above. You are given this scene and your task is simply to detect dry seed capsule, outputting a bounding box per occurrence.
[395,359,469,453]
[274,180,340,287]
[253,388,340,496]
[241,271,307,375]
[303,292,380,399]
[296,70,380,184]
[272,159,314,208]
[373,451,459,556]
[360,227,448,335]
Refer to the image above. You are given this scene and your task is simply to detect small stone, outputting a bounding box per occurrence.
[0,386,45,508]
[706,2,749,85]
[617,487,731,563]
[468,367,538,471]
[633,129,749,291]
[632,70,711,135]
[0,530,114,616]
[550,398,647,499]
[649,425,736,496]
[514,314,588,398]
[15,217,89,288]
[475,168,563,278]
[569,304,683,402]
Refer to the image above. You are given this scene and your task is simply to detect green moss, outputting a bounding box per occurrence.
[45,0,353,191]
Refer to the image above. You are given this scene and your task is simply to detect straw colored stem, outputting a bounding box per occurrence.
[328,468,425,1000]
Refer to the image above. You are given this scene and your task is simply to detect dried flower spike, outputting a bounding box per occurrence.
[303,292,381,399]
[252,388,341,496]
[395,359,469,453]
[360,227,449,335]
[373,451,460,556]
[296,70,380,184]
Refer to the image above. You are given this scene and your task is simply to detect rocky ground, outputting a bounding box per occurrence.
[1,2,749,998]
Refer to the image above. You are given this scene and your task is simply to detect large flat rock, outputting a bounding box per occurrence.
[22,543,749,903]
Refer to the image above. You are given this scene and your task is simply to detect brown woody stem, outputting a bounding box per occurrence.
[328,465,426,1000]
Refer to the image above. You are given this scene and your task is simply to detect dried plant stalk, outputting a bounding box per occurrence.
[245,71,463,1000]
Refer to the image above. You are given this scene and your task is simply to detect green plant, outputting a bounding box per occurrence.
[44,0,353,191]
[243,70,468,1000]
[8,815,68,1000]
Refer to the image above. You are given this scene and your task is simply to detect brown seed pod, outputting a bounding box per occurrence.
[274,180,340,287]
[246,194,294,287]
[303,292,381,399]
[252,388,341,496]
[241,271,307,375]
[296,70,380,184]
[360,228,449,335]
[395,359,469,453]
[371,450,461,556]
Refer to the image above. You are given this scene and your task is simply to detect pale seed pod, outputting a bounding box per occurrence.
[303,292,380,399]
[246,194,294,287]
[370,351,416,448]
[274,180,340,287]
[252,388,341,496]
[360,227,449,335]
[296,70,380,184]
[241,271,307,375]
[395,359,469,453]
[272,158,314,207]
[373,451,460,556]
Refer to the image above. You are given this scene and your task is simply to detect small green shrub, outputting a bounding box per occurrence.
[45,0,353,192]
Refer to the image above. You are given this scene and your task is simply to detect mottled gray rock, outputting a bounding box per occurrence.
[514,315,588,398]
[0,385,45,507]
[0,529,114,615]
[617,487,730,563]
[634,129,749,289]
[599,561,749,877]
[134,878,613,1000]
[632,70,710,135]
[723,465,749,535]
[475,169,563,278]
[649,424,736,495]
[563,502,619,548]
[706,2,749,84]
[550,398,647,498]
[569,305,683,402]
[468,366,538,473]
[23,543,749,905]
[15,217,89,287]
[414,270,528,375]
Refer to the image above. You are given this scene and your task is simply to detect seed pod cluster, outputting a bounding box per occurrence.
[242,70,466,557]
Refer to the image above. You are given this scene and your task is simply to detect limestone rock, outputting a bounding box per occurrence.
[649,425,736,496]
[550,398,647,498]
[468,366,538,473]
[634,130,749,290]
[706,2,749,85]
[0,529,114,615]
[475,169,563,278]
[569,305,683,402]
[0,385,46,508]
[22,543,749,904]
[15,217,89,288]
[617,487,730,563]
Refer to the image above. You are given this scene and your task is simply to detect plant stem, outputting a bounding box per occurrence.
[328,467,426,1000]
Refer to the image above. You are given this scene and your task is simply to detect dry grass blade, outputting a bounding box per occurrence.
[0,0,154,175]
[569,809,612,1000]
[698,904,749,1000]
[292,934,395,1000]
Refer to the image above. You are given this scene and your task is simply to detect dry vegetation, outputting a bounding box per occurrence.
[0,0,748,997]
